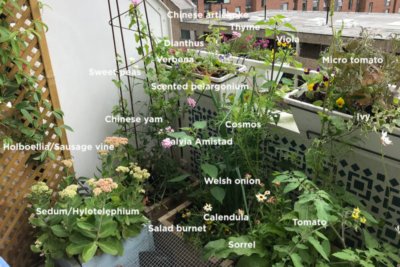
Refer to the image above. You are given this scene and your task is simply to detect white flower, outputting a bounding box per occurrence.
[380,131,392,146]
[203,203,213,212]
[237,209,244,216]
[256,193,266,202]
[6,102,12,108]
[129,57,135,64]
[238,65,247,73]
[264,190,271,196]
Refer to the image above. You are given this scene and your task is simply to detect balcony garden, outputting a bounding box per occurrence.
[1,0,400,267]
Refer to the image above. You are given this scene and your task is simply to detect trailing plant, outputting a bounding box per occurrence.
[0,0,71,153]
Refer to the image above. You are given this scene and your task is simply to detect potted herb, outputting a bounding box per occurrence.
[284,30,400,160]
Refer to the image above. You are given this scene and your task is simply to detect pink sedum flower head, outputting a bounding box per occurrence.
[131,0,141,6]
[186,97,197,108]
[232,31,241,38]
[161,138,173,149]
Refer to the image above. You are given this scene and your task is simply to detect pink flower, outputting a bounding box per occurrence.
[232,31,241,39]
[165,126,174,133]
[245,35,253,42]
[186,97,197,108]
[131,0,141,6]
[161,138,173,149]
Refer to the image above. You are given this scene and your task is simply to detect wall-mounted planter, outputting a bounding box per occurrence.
[55,225,154,267]
[284,89,400,162]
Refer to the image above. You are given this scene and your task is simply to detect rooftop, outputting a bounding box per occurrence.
[185,10,400,39]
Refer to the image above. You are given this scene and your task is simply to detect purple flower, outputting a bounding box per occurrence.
[131,0,141,6]
[232,31,241,39]
[186,97,197,108]
[219,55,225,61]
[161,138,173,149]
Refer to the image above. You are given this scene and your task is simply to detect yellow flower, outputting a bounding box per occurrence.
[277,41,282,47]
[282,42,287,47]
[324,81,329,88]
[360,217,367,224]
[336,97,345,108]
[351,212,360,220]
[353,207,360,214]
[307,83,315,92]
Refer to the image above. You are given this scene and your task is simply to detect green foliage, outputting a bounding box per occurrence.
[0,0,71,151]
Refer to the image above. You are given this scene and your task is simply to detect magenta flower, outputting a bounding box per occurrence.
[161,138,173,149]
[186,97,197,108]
[232,31,241,39]
[131,0,141,6]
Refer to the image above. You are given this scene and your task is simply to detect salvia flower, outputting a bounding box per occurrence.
[161,138,173,149]
[380,131,393,146]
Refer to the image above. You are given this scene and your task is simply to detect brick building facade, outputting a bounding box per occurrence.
[194,0,400,14]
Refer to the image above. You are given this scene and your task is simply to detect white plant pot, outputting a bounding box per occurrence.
[284,89,400,161]
[56,225,154,267]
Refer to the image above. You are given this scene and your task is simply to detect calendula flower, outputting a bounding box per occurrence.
[256,193,266,202]
[336,97,345,108]
[203,203,213,212]
[307,83,315,91]
[360,217,367,224]
[380,131,393,146]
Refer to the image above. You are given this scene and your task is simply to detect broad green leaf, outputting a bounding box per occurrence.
[81,242,98,263]
[308,236,329,261]
[290,253,304,267]
[363,230,379,249]
[99,221,118,238]
[50,224,69,237]
[210,186,225,204]
[193,120,207,129]
[315,199,330,221]
[21,109,33,123]
[283,182,300,193]
[237,254,268,267]
[201,163,218,178]
[66,242,88,256]
[332,249,359,262]
[97,239,122,255]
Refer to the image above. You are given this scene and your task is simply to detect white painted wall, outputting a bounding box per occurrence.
[43,0,171,177]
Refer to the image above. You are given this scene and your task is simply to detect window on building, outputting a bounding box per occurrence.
[368,2,373,12]
[181,30,191,40]
[221,8,227,14]
[385,0,391,6]
[302,0,307,10]
[348,0,353,10]
[356,0,360,11]
[282,2,289,10]
[224,0,230,3]
[312,0,319,10]
[235,6,241,13]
